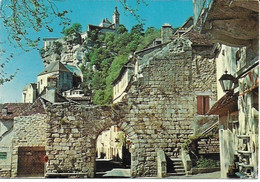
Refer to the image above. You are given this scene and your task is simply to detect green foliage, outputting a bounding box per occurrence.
[117,25,128,34]
[131,24,144,35]
[53,41,63,54]
[81,25,160,105]
[137,27,161,51]
[196,157,220,168]
[62,23,82,36]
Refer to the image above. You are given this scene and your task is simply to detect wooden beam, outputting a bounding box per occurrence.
[211,19,258,40]
[230,0,259,12]
[208,30,252,47]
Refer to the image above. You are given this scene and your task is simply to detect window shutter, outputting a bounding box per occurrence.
[197,96,203,115]
[204,96,210,114]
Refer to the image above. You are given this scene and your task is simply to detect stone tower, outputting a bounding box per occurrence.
[112,6,120,29]
[161,23,173,43]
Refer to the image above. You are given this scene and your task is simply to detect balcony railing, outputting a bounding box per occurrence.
[193,0,213,25]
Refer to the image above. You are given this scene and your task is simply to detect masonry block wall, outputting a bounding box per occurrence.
[45,102,136,178]
[11,114,48,177]
[45,37,217,178]
[123,38,217,177]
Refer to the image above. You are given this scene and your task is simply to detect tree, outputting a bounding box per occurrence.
[131,24,144,35]
[0,0,70,48]
[0,0,147,85]
[0,0,71,85]
[62,23,82,36]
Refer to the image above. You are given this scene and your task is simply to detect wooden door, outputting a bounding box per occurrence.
[18,146,46,177]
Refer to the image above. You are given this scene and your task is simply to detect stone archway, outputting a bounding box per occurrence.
[44,102,140,178]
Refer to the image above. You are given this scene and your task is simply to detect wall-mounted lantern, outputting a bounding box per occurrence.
[219,71,235,92]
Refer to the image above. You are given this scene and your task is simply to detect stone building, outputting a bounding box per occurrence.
[193,0,259,178]
[0,103,32,177]
[37,61,73,94]
[37,16,220,178]
[87,6,120,35]
[22,83,37,103]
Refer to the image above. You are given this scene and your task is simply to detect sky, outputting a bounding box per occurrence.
[0,0,194,103]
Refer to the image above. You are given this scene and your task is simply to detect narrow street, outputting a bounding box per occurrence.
[95,159,130,178]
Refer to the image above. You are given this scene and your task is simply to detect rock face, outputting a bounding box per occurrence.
[41,33,87,67]
[42,37,217,178]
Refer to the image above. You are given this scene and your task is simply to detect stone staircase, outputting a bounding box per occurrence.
[167,158,186,176]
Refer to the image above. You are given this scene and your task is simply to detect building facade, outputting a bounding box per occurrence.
[22,83,37,103]
[193,0,259,178]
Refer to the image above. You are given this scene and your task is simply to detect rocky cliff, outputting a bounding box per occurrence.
[40,33,88,67]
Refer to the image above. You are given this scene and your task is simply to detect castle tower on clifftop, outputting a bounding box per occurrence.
[112,6,120,29]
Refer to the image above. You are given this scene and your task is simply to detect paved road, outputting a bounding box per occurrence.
[167,171,221,179]
[95,159,130,178]
[95,159,221,179]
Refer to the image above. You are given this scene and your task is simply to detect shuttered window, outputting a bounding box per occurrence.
[0,152,7,159]
[197,95,209,115]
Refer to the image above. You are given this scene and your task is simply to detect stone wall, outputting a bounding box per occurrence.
[45,102,136,178]
[123,38,217,177]
[45,37,217,178]
[11,114,48,177]
[0,169,11,178]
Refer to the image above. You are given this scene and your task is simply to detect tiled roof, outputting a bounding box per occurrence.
[182,28,213,46]
[0,98,47,120]
[0,103,32,120]
[38,61,71,76]
[68,97,92,101]
[22,98,47,116]
[207,92,239,116]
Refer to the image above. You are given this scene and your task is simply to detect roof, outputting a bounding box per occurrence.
[68,97,92,101]
[182,27,213,46]
[179,16,193,29]
[88,24,115,32]
[22,98,47,116]
[207,91,239,116]
[43,38,59,41]
[65,64,83,77]
[113,6,119,15]
[0,103,32,120]
[0,98,47,120]
[23,83,37,91]
[38,61,71,76]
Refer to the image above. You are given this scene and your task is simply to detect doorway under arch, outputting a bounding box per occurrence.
[95,125,131,178]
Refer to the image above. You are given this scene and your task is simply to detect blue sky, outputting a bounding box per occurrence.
[0,0,193,103]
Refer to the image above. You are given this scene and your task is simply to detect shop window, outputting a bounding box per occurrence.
[197,95,209,115]
[0,152,7,159]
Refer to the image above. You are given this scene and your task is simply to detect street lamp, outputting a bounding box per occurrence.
[219,71,235,92]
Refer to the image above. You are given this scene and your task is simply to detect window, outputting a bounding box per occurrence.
[0,152,7,159]
[197,95,209,115]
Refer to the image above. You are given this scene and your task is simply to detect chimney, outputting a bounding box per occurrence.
[161,23,173,44]
[44,76,57,103]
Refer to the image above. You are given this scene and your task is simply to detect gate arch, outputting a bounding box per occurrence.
[45,102,140,178]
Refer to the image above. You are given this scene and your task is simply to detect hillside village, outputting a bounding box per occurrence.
[0,0,259,179]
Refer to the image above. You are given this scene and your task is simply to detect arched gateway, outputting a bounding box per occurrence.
[45,101,141,178]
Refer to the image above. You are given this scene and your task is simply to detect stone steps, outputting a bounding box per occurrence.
[167,158,186,177]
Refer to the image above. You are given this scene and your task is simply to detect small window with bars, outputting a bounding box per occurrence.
[197,95,210,115]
